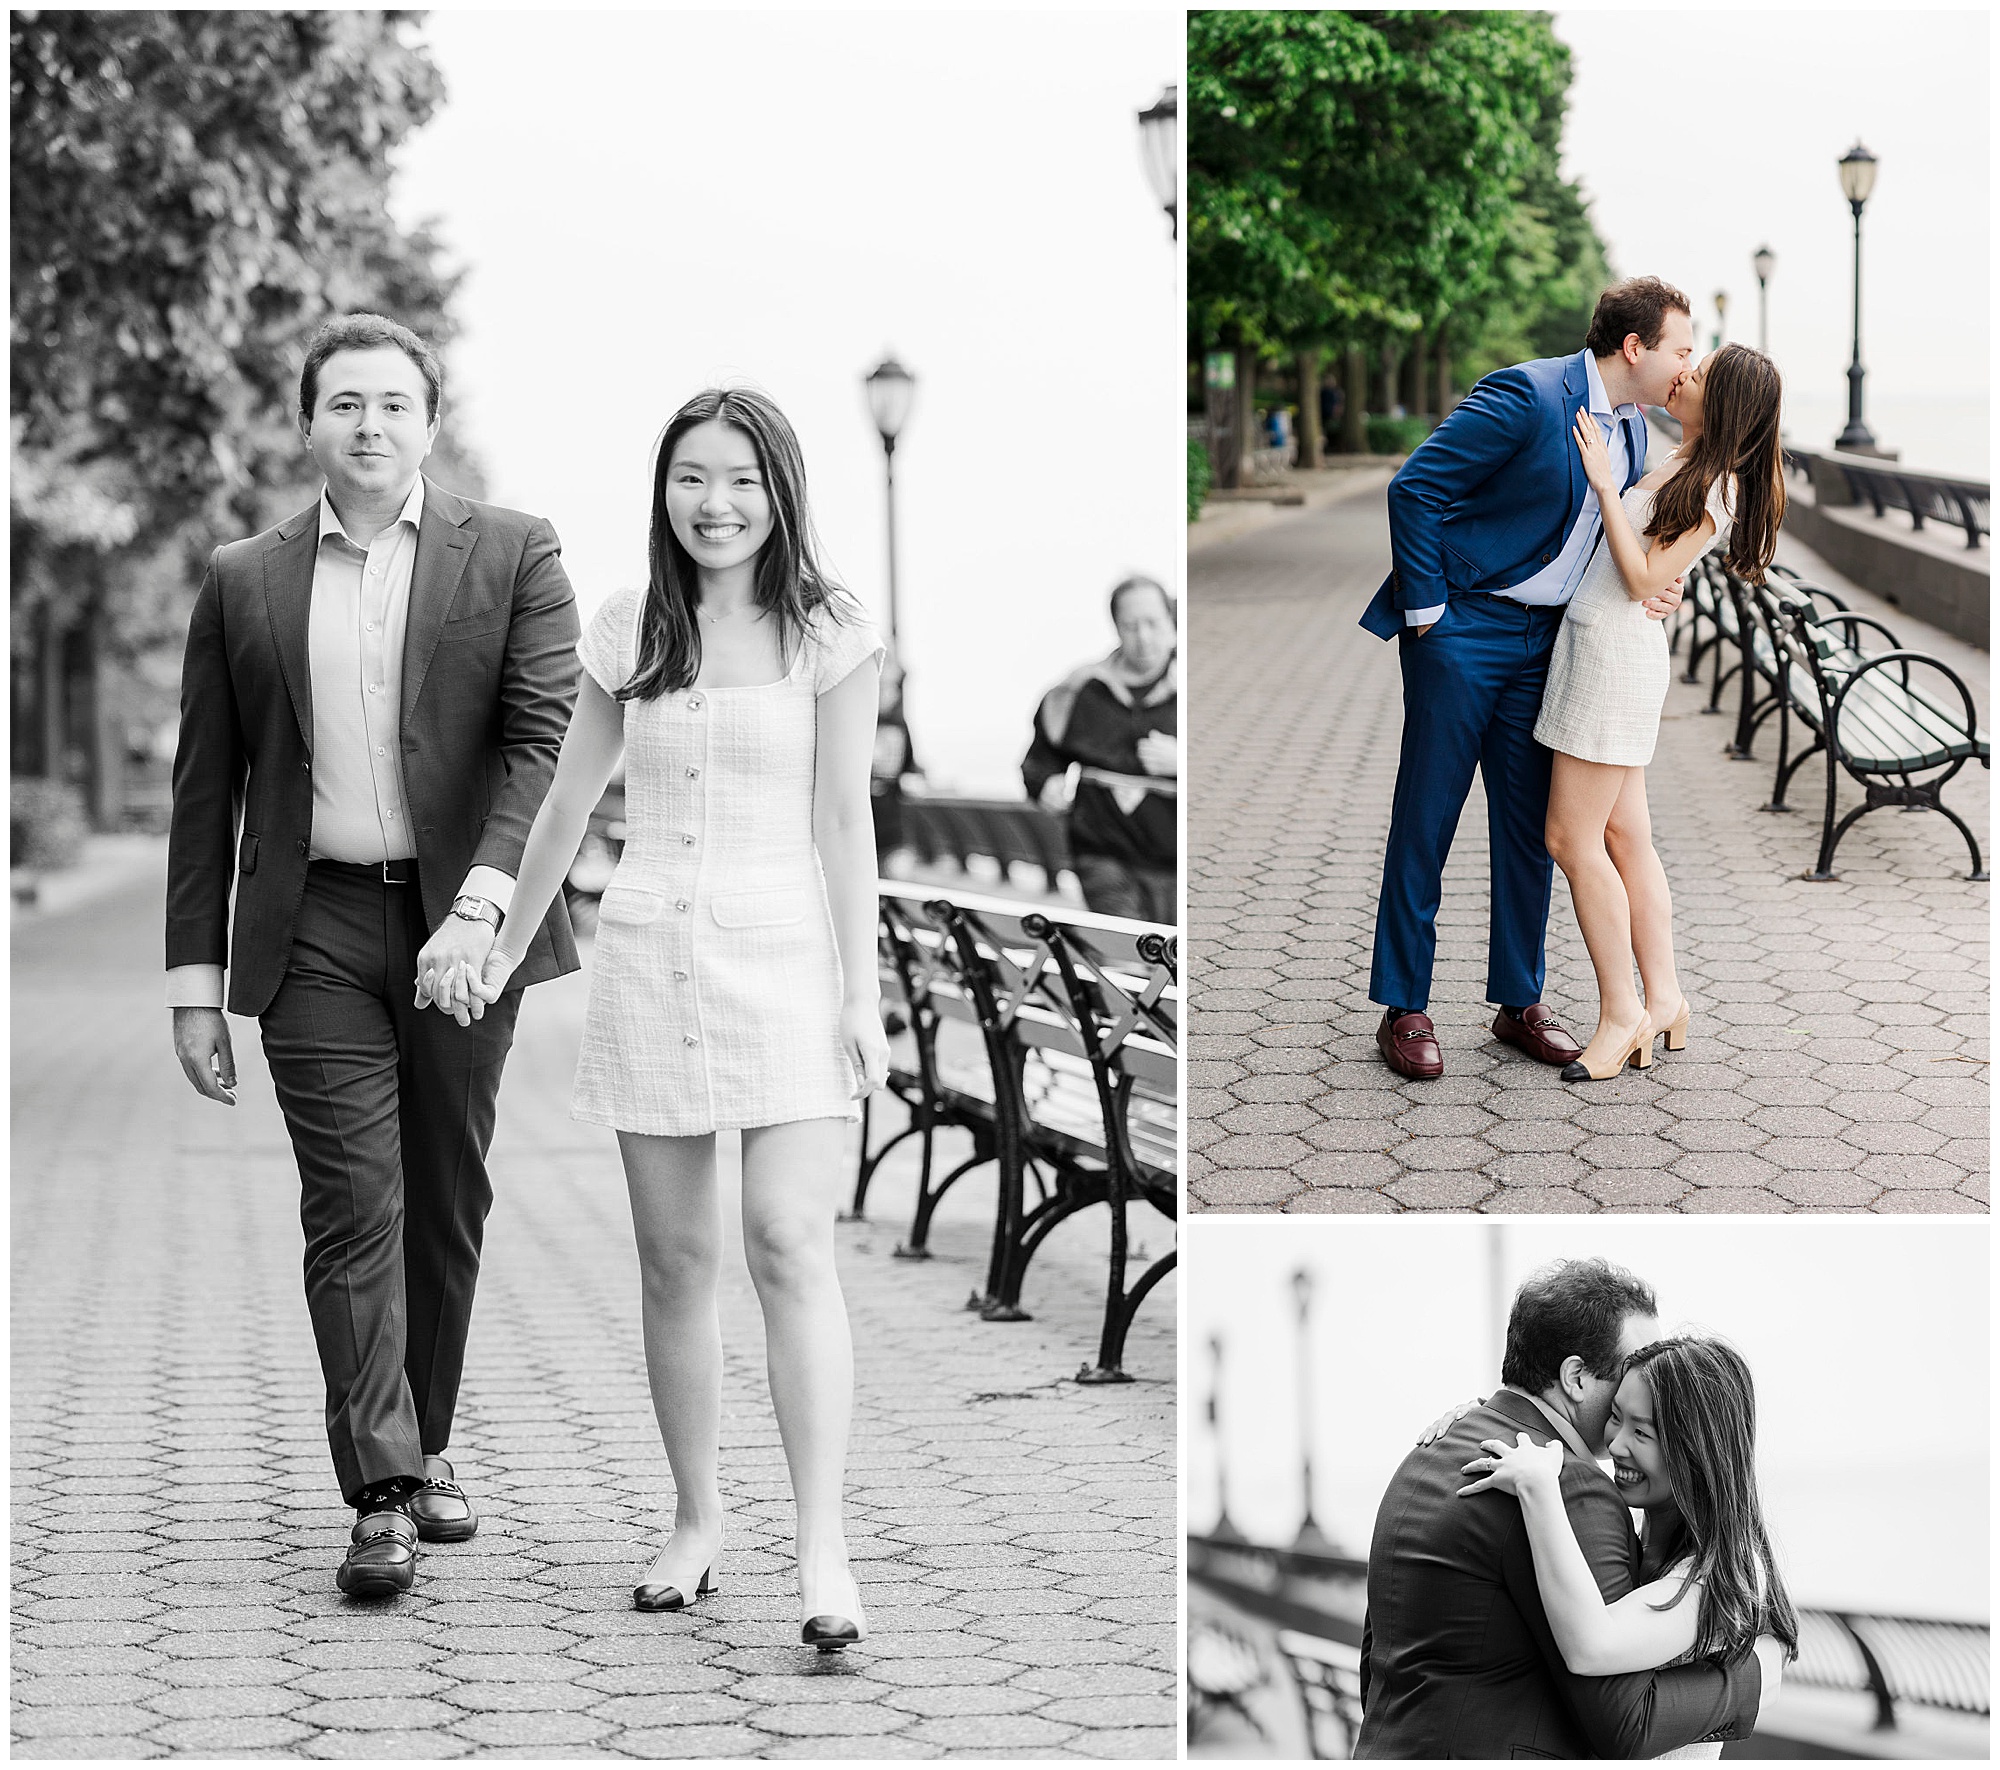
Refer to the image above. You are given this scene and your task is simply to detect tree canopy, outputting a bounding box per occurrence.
[1188,10,1605,376]
[11,10,479,666]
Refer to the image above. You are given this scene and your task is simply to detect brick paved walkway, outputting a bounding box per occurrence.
[1189,478,1988,1213]
[11,867,1174,1758]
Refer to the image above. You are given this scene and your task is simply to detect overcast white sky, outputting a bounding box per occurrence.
[1189,1219,1988,1621]
[391,10,1181,794]
[1554,7,1989,473]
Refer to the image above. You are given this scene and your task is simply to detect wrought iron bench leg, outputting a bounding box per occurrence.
[1078,1247,1176,1385]
[1761,696,1795,812]
[971,1136,1033,1318]
[1935,798,1990,882]
[898,1135,987,1261]
[1804,741,1845,880]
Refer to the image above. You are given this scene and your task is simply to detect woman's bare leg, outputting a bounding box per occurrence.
[618,1129,726,1593]
[1603,767,1684,1030]
[739,1117,862,1627]
[1545,753,1649,1068]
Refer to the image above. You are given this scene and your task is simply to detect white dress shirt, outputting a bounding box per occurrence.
[165,479,516,1009]
[1404,352,1639,628]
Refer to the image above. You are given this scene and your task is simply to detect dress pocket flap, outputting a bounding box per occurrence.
[1563,597,1601,628]
[711,889,807,929]
[598,885,665,926]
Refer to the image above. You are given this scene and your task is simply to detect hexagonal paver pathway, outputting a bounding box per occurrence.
[12,869,1175,1757]
[1189,474,1987,1213]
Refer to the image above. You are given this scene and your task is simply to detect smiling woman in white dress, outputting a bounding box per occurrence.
[430,386,888,1648]
[1457,1336,1800,1760]
[1535,344,1786,1082]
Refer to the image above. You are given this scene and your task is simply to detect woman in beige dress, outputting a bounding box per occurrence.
[1535,345,1786,1081]
[1457,1336,1799,1759]
[432,386,888,1647]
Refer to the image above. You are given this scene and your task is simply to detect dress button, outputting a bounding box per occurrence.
[683,1034,698,1047]
[683,834,695,846]
[686,766,700,779]
[688,696,702,711]
[676,899,690,912]
[674,969,689,981]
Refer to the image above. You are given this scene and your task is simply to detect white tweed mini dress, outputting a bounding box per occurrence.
[570,588,885,1136]
[1535,474,1733,768]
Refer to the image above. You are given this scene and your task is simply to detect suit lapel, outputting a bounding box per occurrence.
[401,476,475,721]
[263,506,322,751]
[1563,351,1589,524]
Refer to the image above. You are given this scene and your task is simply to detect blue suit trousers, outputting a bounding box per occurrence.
[1369,594,1565,1013]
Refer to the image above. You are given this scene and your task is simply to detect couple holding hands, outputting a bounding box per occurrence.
[166,312,884,1647]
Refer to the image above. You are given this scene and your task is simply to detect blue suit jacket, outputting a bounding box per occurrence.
[1358,350,1650,640]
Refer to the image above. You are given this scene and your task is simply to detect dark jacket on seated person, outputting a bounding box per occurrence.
[1021,652,1177,870]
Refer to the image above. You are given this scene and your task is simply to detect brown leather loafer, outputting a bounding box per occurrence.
[1377,1010,1443,1080]
[408,1455,477,1544]
[1493,1004,1584,1067]
[337,1508,418,1597]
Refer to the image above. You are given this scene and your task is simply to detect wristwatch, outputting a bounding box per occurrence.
[450,895,503,931]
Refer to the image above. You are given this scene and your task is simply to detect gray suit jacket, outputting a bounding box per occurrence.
[167,477,582,1016]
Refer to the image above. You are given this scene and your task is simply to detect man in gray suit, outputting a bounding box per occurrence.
[166,313,581,1595]
[1355,1258,1782,1758]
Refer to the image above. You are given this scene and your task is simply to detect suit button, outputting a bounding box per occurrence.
[295,839,308,855]
[1541,552,1552,564]
[301,761,311,774]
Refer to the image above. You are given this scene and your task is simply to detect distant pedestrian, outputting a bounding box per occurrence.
[870,653,919,868]
[1023,574,1178,924]
[165,312,581,1597]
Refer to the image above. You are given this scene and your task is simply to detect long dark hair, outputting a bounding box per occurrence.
[622,386,849,702]
[1644,342,1786,586]
[1625,1336,1799,1665]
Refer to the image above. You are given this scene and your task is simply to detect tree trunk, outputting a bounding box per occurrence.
[1435,323,1454,419]
[1234,345,1260,485]
[1374,342,1399,418]
[1296,347,1324,470]
[1402,329,1427,417]
[86,601,123,831]
[1205,350,1238,490]
[1341,346,1368,454]
[38,601,65,782]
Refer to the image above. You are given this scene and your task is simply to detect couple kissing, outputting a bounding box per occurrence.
[1362,276,1786,1086]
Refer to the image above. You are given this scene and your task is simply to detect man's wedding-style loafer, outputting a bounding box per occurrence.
[1377,1010,1444,1080]
[1492,1004,1584,1067]
[336,1508,418,1597]
[407,1455,478,1543]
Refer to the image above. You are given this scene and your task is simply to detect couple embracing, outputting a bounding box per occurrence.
[1357,1257,1797,1759]
[166,312,884,1646]
[1363,277,1786,1083]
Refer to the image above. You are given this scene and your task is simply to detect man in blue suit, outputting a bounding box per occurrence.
[1361,278,1695,1080]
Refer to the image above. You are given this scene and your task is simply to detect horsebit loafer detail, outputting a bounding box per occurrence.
[1492,1003,1584,1066]
[336,1508,418,1597]
[1377,1010,1443,1080]
[407,1456,477,1543]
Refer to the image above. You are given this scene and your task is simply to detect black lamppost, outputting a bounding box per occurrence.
[1752,245,1776,354]
[1291,1268,1334,1556]
[1207,1334,1246,1543]
[1136,84,1177,240]
[1837,141,1879,452]
[864,356,916,659]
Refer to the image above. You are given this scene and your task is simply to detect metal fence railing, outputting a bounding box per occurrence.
[1188,1532,1990,1758]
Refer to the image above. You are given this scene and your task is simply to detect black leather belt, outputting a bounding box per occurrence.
[312,857,415,885]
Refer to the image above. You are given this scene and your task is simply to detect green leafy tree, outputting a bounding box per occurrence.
[11,10,481,821]
[1188,11,1607,440]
